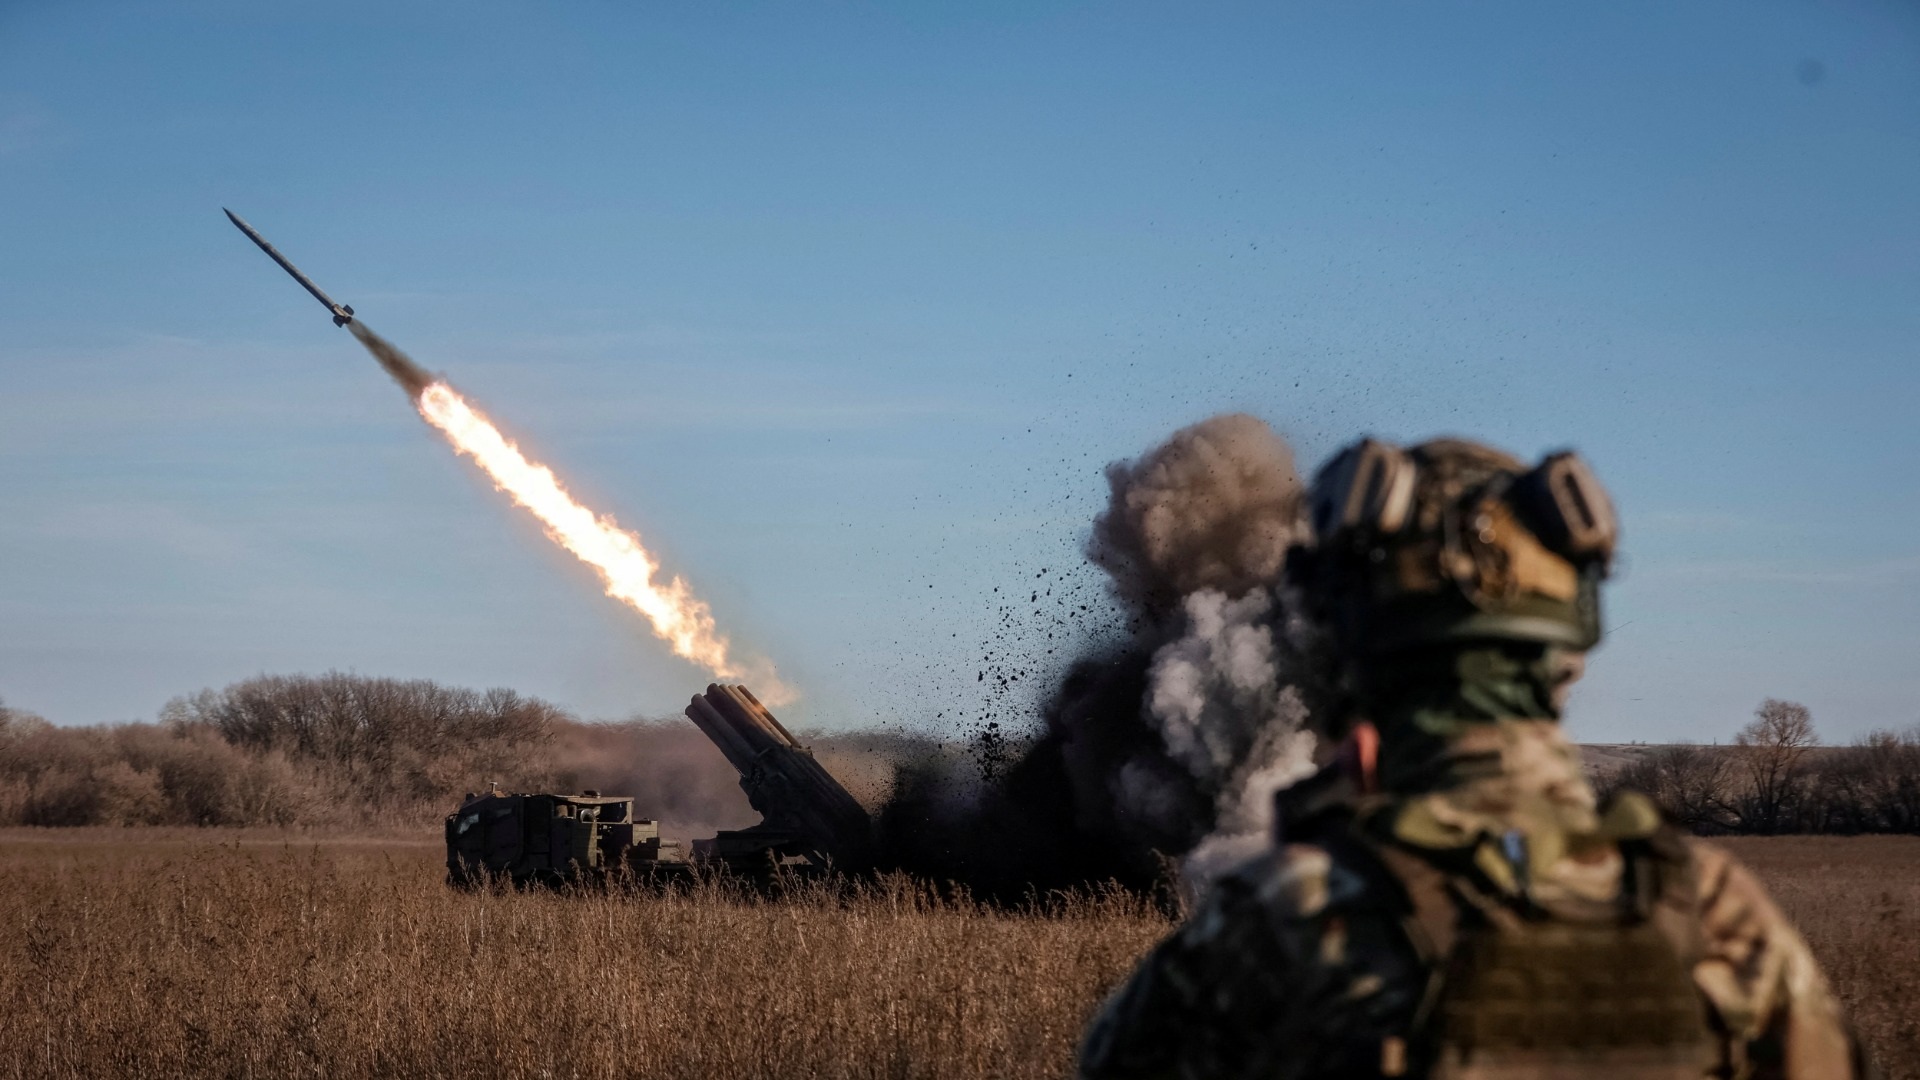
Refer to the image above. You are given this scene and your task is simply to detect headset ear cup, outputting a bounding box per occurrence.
[1310,438,1417,539]
[1547,453,1617,558]
[1371,449,1416,533]
[1515,451,1617,564]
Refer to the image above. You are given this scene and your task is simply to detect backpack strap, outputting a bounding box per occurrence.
[1365,837,1460,1052]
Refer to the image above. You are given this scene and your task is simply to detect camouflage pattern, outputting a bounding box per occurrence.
[1077,713,1867,1080]
[1302,439,1614,660]
[1081,434,1865,1079]
[446,790,668,887]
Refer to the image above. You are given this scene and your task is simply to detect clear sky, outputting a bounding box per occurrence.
[3,2,1917,745]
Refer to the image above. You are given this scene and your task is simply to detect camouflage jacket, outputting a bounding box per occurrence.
[1078,720,1865,1080]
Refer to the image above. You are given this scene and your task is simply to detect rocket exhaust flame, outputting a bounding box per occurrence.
[217,213,784,697]
[349,322,791,704]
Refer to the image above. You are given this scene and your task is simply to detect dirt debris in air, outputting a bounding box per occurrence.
[871,414,1331,902]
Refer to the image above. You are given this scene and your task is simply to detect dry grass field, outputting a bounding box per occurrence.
[0,830,1164,1080]
[1718,836,1920,1075]
[1,829,1914,1079]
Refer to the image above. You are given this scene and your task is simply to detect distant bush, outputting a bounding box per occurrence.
[1595,699,1920,836]
[162,673,569,819]
[0,677,573,829]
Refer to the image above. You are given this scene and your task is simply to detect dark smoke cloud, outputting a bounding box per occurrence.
[348,321,436,398]
[1088,413,1304,622]
[875,414,1328,901]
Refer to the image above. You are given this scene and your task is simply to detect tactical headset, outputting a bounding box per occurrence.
[1300,438,1618,653]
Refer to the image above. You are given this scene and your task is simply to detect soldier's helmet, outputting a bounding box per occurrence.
[1297,437,1618,657]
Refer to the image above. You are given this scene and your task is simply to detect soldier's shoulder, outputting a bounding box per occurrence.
[1211,838,1384,922]
[1674,839,1863,1071]
[1673,837,1808,946]
[1676,837,1778,916]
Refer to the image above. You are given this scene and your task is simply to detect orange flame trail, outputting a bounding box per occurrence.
[412,380,791,703]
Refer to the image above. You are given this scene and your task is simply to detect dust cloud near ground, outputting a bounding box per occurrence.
[546,720,756,841]
[548,721,934,844]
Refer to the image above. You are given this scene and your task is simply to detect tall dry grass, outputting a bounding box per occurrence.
[0,830,1165,1080]
[2,831,1913,1079]
[1720,836,1920,1076]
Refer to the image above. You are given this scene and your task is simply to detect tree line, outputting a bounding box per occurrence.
[0,674,567,828]
[1596,698,1920,835]
[5,679,1917,836]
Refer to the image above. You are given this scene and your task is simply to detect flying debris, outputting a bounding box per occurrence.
[223,208,356,326]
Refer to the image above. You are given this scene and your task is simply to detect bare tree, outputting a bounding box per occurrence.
[1734,698,1816,834]
[1845,727,1920,833]
[1808,743,1874,833]
[1603,744,1739,833]
[1654,745,1739,832]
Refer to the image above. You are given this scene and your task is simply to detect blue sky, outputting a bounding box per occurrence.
[3,2,1917,744]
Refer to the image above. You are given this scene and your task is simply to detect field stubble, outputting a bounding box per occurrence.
[0,830,1163,1080]
[1717,836,1920,1075]
[0,831,1914,1079]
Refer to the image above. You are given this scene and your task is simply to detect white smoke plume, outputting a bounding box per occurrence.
[1138,588,1318,892]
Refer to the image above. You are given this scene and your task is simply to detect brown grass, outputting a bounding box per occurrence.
[1,830,1913,1079]
[0,829,1165,1079]
[1719,836,1920,1075]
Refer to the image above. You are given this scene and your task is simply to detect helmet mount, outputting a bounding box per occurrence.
[1301,438,1616,657]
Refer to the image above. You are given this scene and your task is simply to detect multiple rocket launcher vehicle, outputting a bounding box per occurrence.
[445,684,875,888]
[224,214,861,887]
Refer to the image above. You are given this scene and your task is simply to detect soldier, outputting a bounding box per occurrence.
[1079,438,1868,1080]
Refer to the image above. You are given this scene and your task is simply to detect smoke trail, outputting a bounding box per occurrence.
[346,322,791,704]
[348,321,434,398]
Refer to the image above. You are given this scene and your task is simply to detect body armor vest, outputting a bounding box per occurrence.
[1433,909,1716,1078]
[1367,828,1719,1079]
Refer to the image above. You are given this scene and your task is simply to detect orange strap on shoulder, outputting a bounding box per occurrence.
[1348,721,1380,795]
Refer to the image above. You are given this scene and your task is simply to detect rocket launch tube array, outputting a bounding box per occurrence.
[685,684,874,870]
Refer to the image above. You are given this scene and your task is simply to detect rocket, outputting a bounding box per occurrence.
[223,208,355,327]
